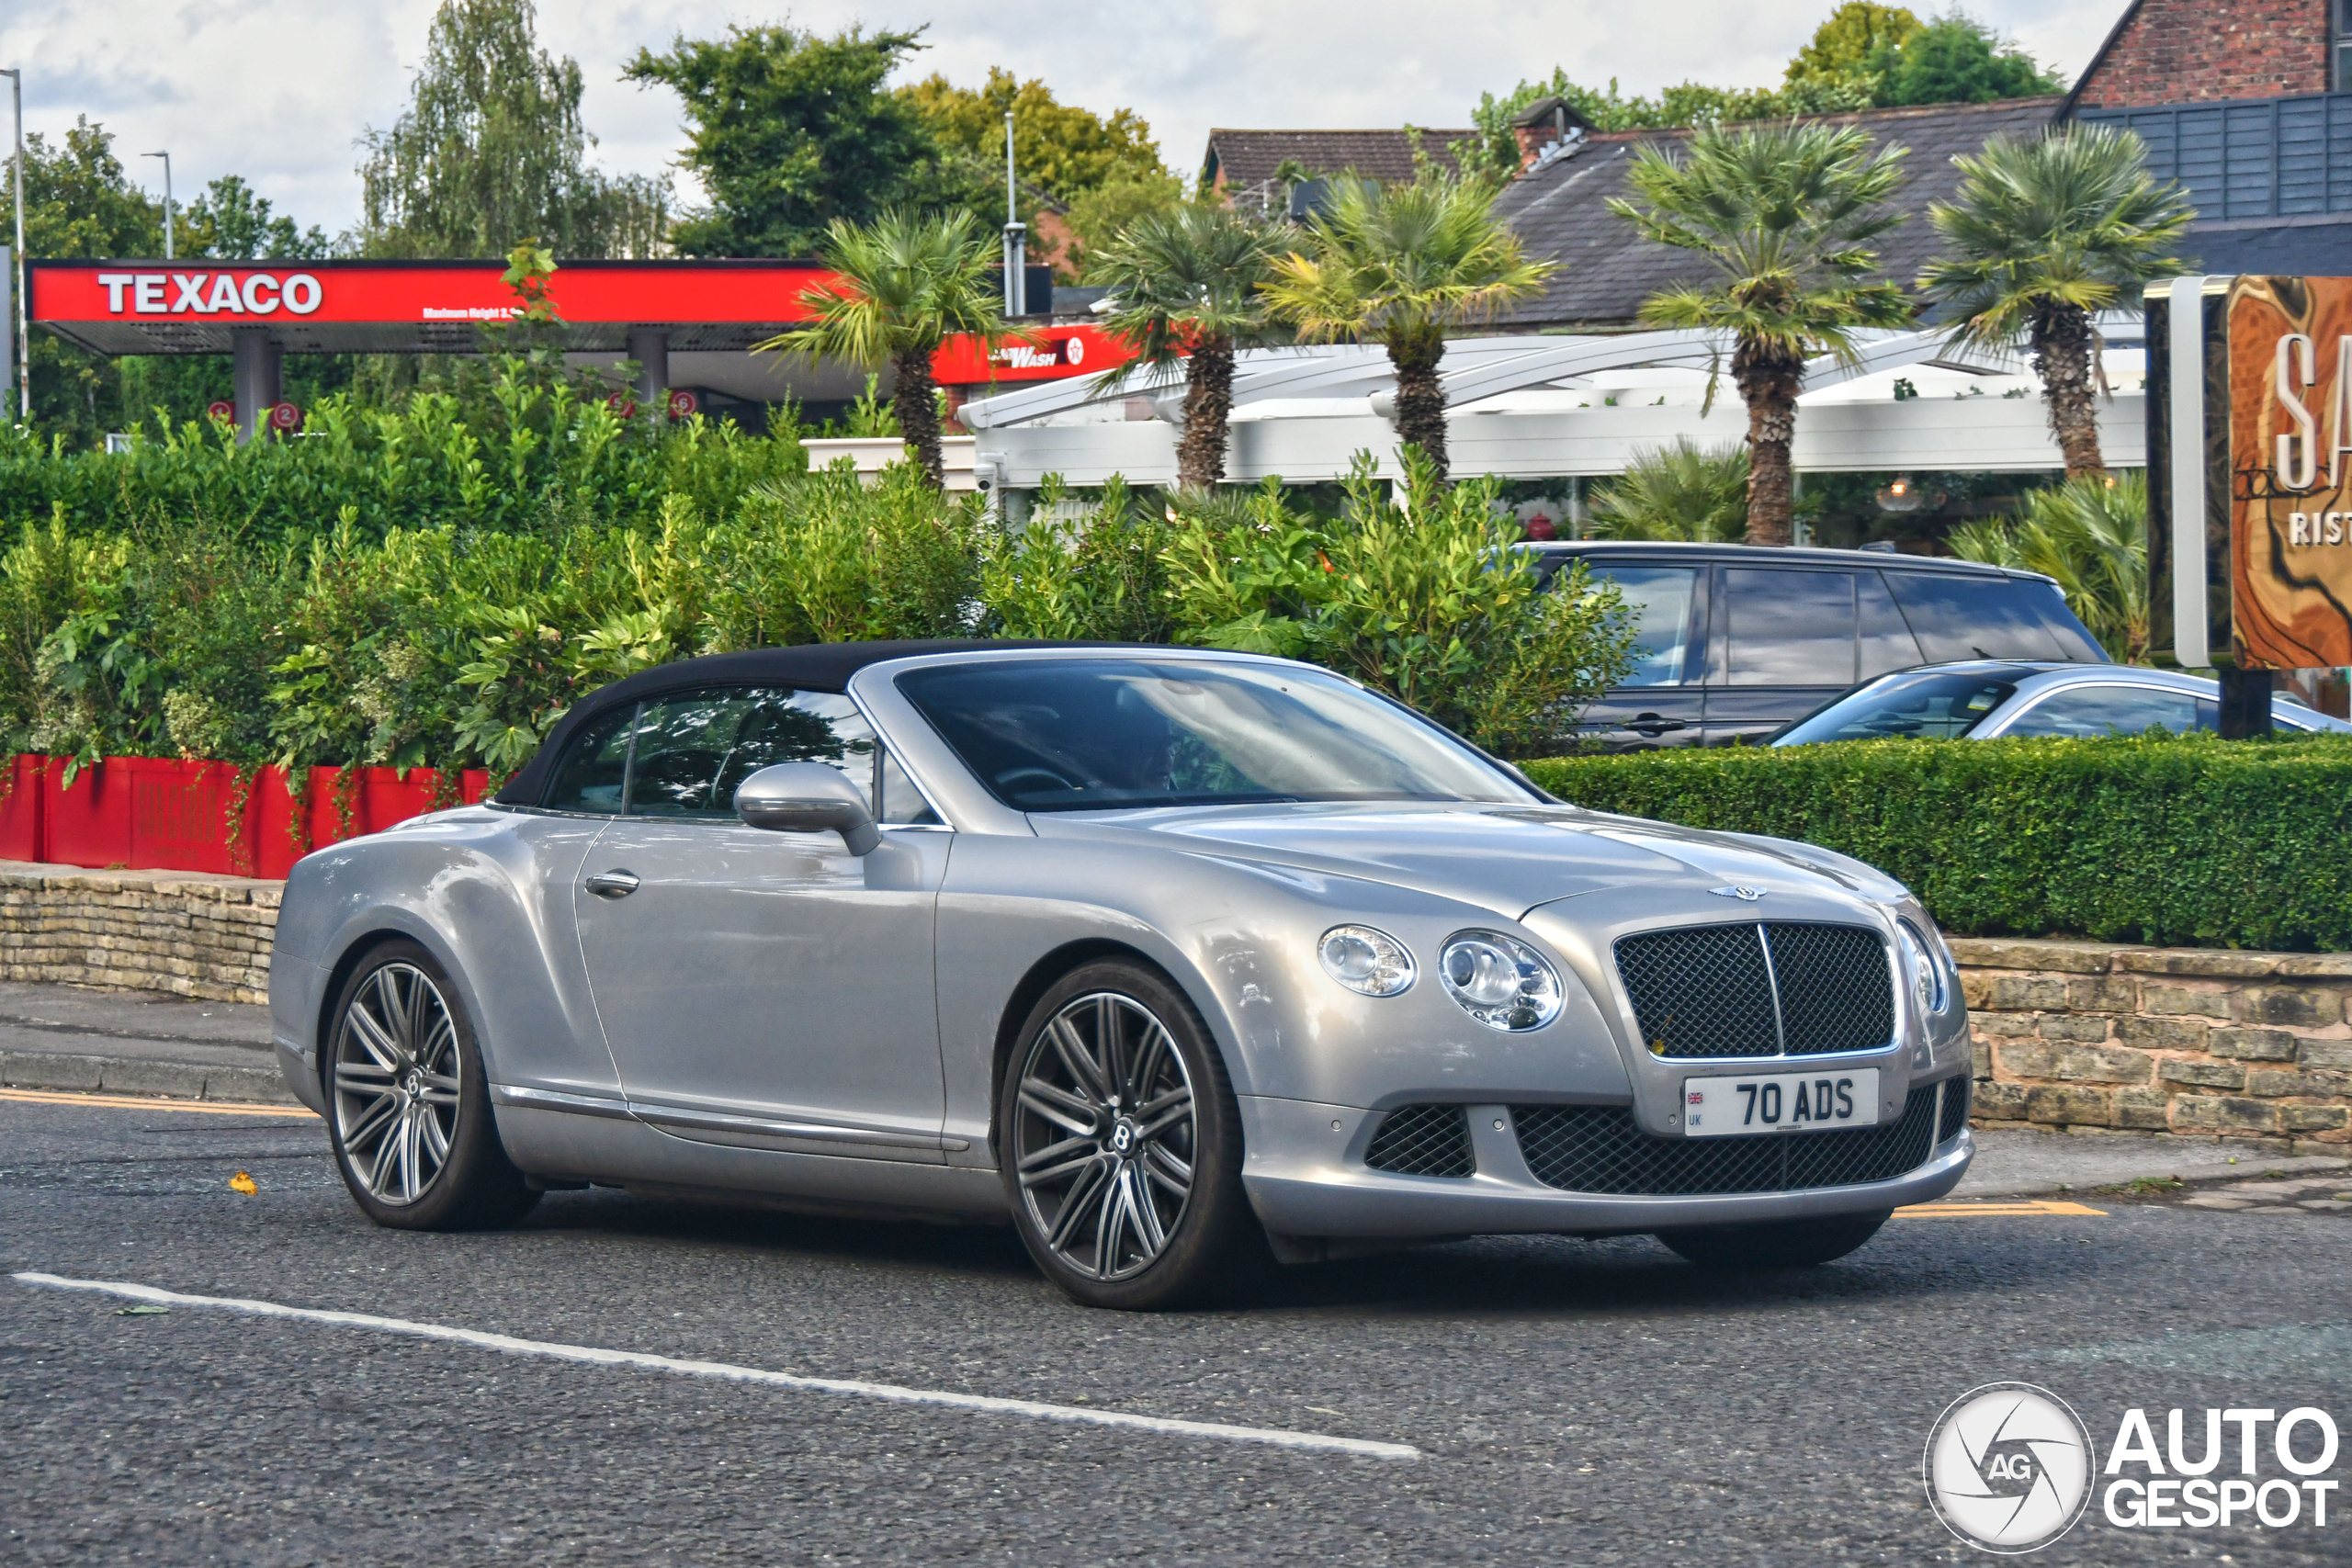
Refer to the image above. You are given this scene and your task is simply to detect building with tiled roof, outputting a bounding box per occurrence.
[1201,128,1475,212]
[1491,97,2066,332]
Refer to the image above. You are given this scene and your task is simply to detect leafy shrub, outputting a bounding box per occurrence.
[1584,440,1748,542]
[1523,735,2352,952]
[1949,472,2148,662]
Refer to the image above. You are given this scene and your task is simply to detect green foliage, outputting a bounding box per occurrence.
[1920,126,2194,348]
[763,210,1007,488]
[0,384,808,541]
[1786,3,1924,83]
[1066,172,1191,278]
[1264,172,1555,477]
[180,175,332,261]
[361,0,669,258]
[1949,473,2149,660]
[1586,442,1749,541]
[1871,13,2065,107]
[901,66,1169,248]
[1521,734,2352,952]
[625,23,950,258]
[987,454,1637,755]
[1609,122,1913,373]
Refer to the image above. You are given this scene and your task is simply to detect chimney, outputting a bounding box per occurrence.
[1510,96,1591,173]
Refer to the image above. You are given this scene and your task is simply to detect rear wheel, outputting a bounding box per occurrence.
[1655,1213,1888,1269]
[325,940,538,1232]
[999,961,1259,1310]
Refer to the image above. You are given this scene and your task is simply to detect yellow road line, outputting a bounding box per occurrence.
[0,1086,315,1119]
[1895,1199,2107,1218]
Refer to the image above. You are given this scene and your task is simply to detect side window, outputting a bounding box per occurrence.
[876,745,944,826]
[540,705,639,814]
[1589,566,1700,686]
[625,686,877,819]
[2003,685,2208,738]
[1858,571,1925,679]
[1885,573,2067,662]
[1724,569,1858,686]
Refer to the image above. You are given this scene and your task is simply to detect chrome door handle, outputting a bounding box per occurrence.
[583,870,641,898]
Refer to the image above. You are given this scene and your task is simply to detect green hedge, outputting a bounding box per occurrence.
[1522,736,2352,953]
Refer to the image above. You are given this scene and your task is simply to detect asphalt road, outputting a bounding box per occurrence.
[4,1093,2348,1566]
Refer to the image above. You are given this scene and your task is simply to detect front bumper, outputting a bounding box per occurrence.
[1238,1091,1972,1239]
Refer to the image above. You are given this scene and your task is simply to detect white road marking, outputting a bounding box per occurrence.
[13,1271,1418,1461]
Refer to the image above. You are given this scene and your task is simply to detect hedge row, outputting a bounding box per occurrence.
[1521,735,2352,953]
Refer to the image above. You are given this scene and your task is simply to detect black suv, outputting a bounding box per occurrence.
[1525,542,2107,748]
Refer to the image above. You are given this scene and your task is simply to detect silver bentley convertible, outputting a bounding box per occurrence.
[270,641,1974,1309]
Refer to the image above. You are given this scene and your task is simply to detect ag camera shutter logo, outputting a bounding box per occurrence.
[1924,1382,2097,1552]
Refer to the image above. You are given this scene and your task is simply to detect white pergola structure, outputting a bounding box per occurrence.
[956,315,2146,492]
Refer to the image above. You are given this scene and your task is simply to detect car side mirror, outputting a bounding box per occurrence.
[733,762,880,855]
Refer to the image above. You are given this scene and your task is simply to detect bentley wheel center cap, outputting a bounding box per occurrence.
[403,1070,424,1096]
[1109,1119,1138,1156]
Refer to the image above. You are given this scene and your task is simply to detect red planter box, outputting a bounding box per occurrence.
[7,754,493,876]
[0,755,43,862]
[42,759,133,869]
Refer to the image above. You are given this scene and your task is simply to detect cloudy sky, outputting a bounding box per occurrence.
[3,1,2129,237]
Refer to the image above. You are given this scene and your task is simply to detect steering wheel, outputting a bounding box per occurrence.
[995,765,1077,795]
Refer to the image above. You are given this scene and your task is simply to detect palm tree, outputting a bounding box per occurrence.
[1608,122,1913,546]
[1587,440,1750,541]
[1919,127,2193,479]
[1948,472,2150,660]
[1087,206,1283,491]
[1261,171,1555,481]
[762,209,1007,490]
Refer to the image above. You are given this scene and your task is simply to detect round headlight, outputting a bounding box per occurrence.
[1317,925,1415,998]
[1438,931,1563,1032]
[1896,919,1948,1015]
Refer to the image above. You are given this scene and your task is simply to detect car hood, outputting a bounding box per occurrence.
[1026,800,1903,920]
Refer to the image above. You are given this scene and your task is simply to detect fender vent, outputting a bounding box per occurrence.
[1364,1105,1476,1178]
[1939,1076,1973,1143]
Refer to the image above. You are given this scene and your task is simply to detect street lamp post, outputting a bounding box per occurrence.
[2,67,24,419]
[1001,109,1025,319]
[142,150,173,262]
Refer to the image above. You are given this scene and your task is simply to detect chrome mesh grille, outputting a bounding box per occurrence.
[1363,1105,1476,1178]
[1939,1076,1973,1143]
[1613,920,1894,1059]
[1510,1083,1940,1196]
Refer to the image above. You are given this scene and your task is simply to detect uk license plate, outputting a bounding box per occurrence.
[1682,1068,1881,1137]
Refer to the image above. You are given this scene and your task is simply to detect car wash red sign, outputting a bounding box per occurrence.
[931,324,1133,386]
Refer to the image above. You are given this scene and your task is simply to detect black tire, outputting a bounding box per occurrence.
[323,939,539,1232]
[1655,1212,1889,1269]
[998,959,1261,1310]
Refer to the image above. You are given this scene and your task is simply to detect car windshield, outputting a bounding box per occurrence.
[896,658,1537,812]
[1775,667,2036,744]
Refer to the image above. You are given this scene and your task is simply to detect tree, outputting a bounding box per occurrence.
[362,0,669,258]
[1587,441,1750,541]
[902,68,1168,240]
[1088,206,1282,491]
[1609,122,1913,545]
[182,176,331,260]
[1871,13,2064,107]
[1262,172,1555,481]
[1949,473,2149,659]
[1787,3,1923,83]
[1065,171,1188,277]
[763,211,1006,489]
[1919,127,2191,478]
[7,118,164,441]
[626,23,944,257]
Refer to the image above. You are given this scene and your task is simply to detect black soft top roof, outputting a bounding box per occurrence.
[493,638,1110,806]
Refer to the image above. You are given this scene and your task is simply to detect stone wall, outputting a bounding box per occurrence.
[1954,938,2352,1155]
[0,860,278,1005]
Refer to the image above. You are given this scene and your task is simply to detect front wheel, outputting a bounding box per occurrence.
[999,961,1260,1310]
[325,940,539,1232]
[1655,1212,1889,1269]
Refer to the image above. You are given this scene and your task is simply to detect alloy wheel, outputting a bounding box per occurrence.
[1012,992,1197,1281]
[332,962,462,1206]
